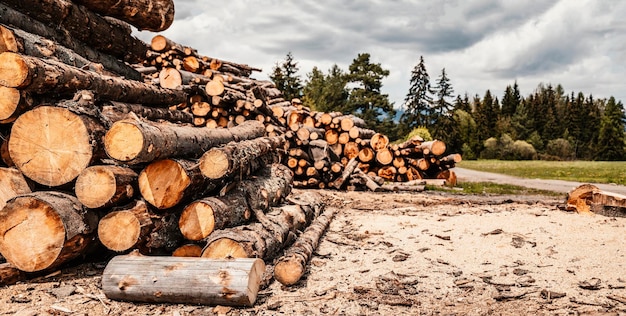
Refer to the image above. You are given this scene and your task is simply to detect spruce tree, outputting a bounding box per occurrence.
[302,65,349,113]
[595,97,625,160]
[269,52,303,101]
[431,68,455,143]
[399,56,433,137]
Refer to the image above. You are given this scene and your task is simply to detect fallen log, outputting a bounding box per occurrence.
[1,0,148,63]
[0,167,31,210]
[102,255,265,306]
[274,207,337,286]
[566,184,626,217]
[0,192,98,272]
[75,165,137,209]
[201,192,325,260]
[104,119,265,164]
[72,0,175,32]
[9,106,106,186]
[199,136,285,180]
[0,53,187,106]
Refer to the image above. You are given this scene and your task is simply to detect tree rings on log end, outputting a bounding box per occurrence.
[0,52,29,88]
[98,211,141,252]
[138,159,190,209]
[9,106,94,186]
[201,238,248,259]
[274,259,304,286]
[0,87,22,123]
[199,149,229,179]
[104,121,145,162]
[179,201,216,241]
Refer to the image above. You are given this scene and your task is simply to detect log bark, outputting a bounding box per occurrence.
[0,167,31,210]
[333,157,359,190]
[104,119,265,164]
[0,192,98,272]
[72,0,174,32]
[9,106,105,186]
[102,255,265,306]
[201,192,325,260]
[139,159,221,210]
[1,0,148,63]
[0,24,141,81]
[180,163,292,241]
[199,136,285,180]
[101,101,194,125]
[274,207,336,286]
[0,53,187,106]
[75,165,137,209]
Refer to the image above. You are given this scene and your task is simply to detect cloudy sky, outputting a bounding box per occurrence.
[134,0,626,108]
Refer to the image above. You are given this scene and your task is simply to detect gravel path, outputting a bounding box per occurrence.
[454,167,626,195]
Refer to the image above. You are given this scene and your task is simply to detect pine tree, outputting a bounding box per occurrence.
[595,97,625,160]
[501,82,521,118]
[269,52,303,101]
[346,53,397,139]
[399,56,433,137]
[431,68,455,143]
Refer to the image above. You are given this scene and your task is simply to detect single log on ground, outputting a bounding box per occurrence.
[75,165,137,209]
[9,106,105,186]
[202,192,325,260]
[199,136,285,180]
[0,192,98,272]
[274,207,337,286]
[101,101,194,125]
[0,167,31,210]
[377,183,426,192]
[1,0,148,63]
[139,159,221,210]
[566,184,626,217]
[104,119,265,164]
[102,255,264,306]
[0,6,142,80]
[0,53,186,106]
[72,0,174,32]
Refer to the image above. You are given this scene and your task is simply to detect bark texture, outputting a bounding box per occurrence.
[72,0,175,32]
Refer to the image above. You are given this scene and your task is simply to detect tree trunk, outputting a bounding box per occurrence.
[104,119,265,164]
[9,106,105,186]
[138,159,221,210]
[1,0,148,63]
[102,255,265,306]
[201,192,325,260]
[0,192,98,272]
[0,25,141,81]
[274,207,336,286]
[101,101,194,125]
[199,136,285,180]
[75,165,137,209]
[72,0,174,32]
[0,167,31,210]
[0,53,187,106]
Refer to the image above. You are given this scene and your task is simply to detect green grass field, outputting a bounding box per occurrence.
[457,160,626,185]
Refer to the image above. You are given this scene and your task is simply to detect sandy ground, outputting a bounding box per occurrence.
[0,189,625,316]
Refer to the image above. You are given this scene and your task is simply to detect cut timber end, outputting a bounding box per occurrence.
[274,259,304,286]
[0,26,19,52]
[0,86,21,122]
[9,106,94,186]
[201,238,249,259]
[172,244,203,257]
[199,149,229,179]
[179,201,216,241]
[205,80,225,97]
[98,211,141,252]
[150,35,169,52]
[0,167,31,210]
[0,52,29,88]
[75,165,136,209]
[104,121,145,162]
[138,159,190,209]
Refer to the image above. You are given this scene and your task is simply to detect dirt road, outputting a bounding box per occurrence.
[454,167,626,195]
[1,189,624,315]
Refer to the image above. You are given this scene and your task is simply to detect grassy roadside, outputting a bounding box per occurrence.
[457,160,626,185]
[427,182,563,196]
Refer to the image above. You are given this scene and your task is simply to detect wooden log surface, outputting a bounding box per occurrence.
[1,0,148,63]
[75,165,137,209]
[0,52,187,106]
[104,119,265,164]
[72,0,175,32]
[0,192,98,272]
[0,167,31,210]
[101,101,194,125]
[102,255,265,306]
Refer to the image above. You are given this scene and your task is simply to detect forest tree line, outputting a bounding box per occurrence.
[270,53,626,161]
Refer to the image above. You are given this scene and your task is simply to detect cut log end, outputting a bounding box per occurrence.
[274,259,304,286]
[0,52,29,88]
[199,149,229,179]
[104,121,145,162]
[98,211,141,252]
[76,166,121,208]
[150,35,169,52]
[0,86,21,122]
[172,244,203,257]
[201,238,248,259]
[179,201,216,241]
[138,159,190,209]
[10,106,94,186]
